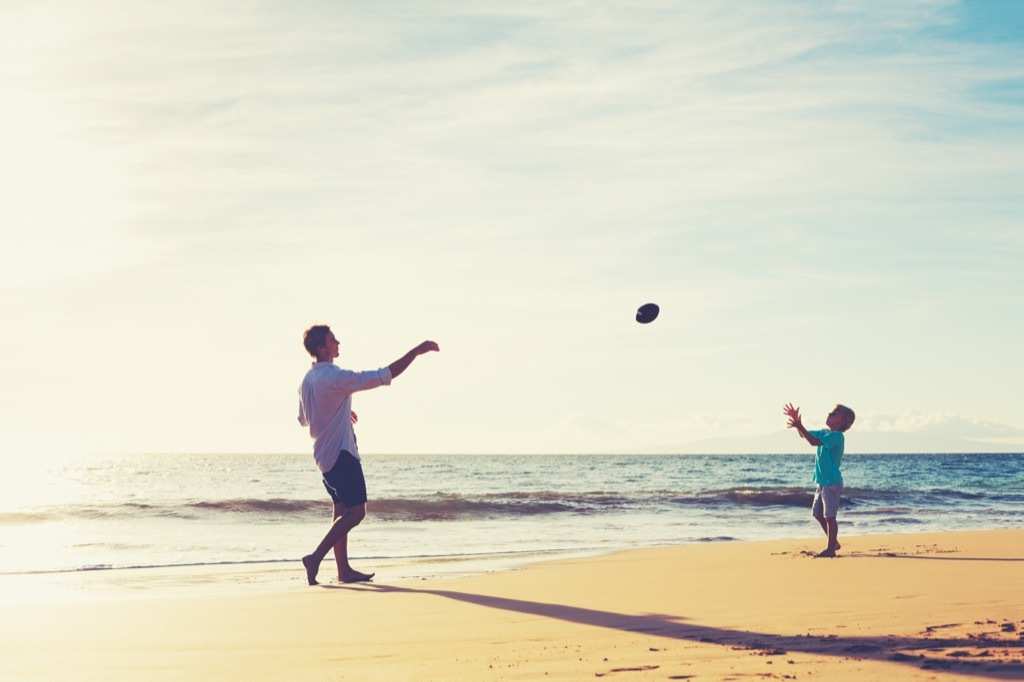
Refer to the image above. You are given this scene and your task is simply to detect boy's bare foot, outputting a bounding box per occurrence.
[815,549,837,558]
[834,541,841,551]
[342,569,375,583]
[302,555,320,585]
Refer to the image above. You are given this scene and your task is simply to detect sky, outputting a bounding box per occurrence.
[1,0,1022,457]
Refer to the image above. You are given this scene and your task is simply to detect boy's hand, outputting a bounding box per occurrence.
[784,402,822,446]
[783,403,802,428]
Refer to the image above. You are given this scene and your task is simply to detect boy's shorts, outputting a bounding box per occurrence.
[812,482,843,518]
[322,451,368,507]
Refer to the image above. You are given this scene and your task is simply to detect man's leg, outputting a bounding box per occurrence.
[331,503,374,582]
[331,502,351,579]
[302,503,367,585]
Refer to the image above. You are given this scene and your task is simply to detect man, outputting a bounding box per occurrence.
[298,324,439,585]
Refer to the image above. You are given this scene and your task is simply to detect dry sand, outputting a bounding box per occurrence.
[2,529,1022,680]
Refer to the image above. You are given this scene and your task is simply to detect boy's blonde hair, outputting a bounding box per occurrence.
[835,404,856,432]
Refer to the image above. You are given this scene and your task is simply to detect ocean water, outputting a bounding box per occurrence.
[1,453,1021,593]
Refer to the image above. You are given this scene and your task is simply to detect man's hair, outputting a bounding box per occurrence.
[302,325,331,358]
[836,404,856,432]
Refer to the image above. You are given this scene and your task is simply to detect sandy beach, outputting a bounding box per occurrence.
[3,529,1022,681]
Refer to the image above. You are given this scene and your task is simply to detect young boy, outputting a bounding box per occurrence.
[298,324,439,585]
[783,402,856,558]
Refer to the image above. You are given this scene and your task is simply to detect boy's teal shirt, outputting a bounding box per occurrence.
[809,428,844,486]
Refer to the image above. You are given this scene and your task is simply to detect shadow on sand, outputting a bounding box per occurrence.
[849,553,1024,563]
[341,576,1023,679]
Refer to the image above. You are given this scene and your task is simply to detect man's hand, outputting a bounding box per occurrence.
[415,341,440,355]
[351,411,358,425]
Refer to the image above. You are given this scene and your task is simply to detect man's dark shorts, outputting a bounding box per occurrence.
[322,451,368,507]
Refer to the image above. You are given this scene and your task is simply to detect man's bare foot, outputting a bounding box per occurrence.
[302,555,320,585]
[815,548,837,558]
[341,569,375,583]
[835,541,841,551]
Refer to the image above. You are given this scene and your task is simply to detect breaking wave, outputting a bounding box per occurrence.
[11,484,1016,525]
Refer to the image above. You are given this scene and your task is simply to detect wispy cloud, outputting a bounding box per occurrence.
[859,411,1024,438]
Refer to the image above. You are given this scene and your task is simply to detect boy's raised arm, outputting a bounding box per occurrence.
[784,403,823,447]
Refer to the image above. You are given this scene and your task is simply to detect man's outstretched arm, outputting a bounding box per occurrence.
[389,341,440,379]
